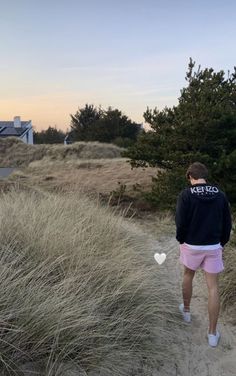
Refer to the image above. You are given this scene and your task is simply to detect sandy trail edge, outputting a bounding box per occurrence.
[131,220,236,376]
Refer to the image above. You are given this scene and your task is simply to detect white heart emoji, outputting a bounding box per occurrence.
[154,252,166,265]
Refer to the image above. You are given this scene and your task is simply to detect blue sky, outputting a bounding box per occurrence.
[0,0,235,130]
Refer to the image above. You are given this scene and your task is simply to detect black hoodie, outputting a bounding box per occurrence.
[175,183,232,246]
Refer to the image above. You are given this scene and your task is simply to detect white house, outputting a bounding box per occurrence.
[0,116,34,144]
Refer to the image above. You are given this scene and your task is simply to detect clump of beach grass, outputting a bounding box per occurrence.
[0,189,180,375]
[220,220,236,323]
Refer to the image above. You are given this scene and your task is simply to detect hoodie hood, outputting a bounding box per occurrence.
[188,183,221,201]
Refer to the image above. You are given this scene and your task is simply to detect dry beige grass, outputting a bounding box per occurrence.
[0,137,123,167]
[220,222,236,323]
[12,158,156,195]
[1,157,158,219]
[0,138,159,216]
[0,188,181,375]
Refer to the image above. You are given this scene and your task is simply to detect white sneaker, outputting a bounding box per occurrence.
[179,303,191,323]
[208,330,220,347]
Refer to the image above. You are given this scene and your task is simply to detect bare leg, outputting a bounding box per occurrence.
[205,272,220,334]
[182,266,195,312]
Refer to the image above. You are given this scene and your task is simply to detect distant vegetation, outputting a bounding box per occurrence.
[33,106,142,148]
[33,126,66,144]
[70,104,143,147]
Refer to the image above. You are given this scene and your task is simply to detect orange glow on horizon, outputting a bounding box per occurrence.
[0,95,145,132]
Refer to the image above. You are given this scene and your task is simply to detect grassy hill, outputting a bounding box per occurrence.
[0,137,123,167]
[0,138,159,215]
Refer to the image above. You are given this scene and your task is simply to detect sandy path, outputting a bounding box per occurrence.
[132,221,236,376]
[161,238,236,376]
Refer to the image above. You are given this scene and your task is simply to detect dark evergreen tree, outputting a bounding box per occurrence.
[33,126,66,144]
[70,104,142,146]
[124,59,236,207]
[70,104,103,141]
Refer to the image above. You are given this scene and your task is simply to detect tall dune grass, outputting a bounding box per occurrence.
[0,189,180,375]
[220,222,236,324]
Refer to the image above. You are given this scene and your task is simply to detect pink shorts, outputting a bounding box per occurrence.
[179,243,224,273]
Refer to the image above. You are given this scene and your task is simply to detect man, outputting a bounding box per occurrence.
[175,162,232,347]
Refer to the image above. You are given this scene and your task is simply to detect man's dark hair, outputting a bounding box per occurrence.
[186,162,209,180]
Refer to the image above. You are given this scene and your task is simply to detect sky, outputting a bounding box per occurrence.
[0,0,235,131]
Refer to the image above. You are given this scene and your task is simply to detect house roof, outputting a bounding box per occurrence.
[0,121,31,137]
[0,121,30,128]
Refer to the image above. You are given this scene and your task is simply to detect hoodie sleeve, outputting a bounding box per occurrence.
[175,190,189,244]
[220,196,232,247]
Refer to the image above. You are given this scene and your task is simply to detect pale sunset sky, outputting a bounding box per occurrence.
[0,0,235,131]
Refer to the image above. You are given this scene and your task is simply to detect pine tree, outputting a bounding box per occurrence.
[70,104,103,141]
[124,59,236,207]
[70,104,142,146]
[34,126,66,144]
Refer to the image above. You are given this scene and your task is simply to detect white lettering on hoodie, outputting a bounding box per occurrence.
[190,186,219,194]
